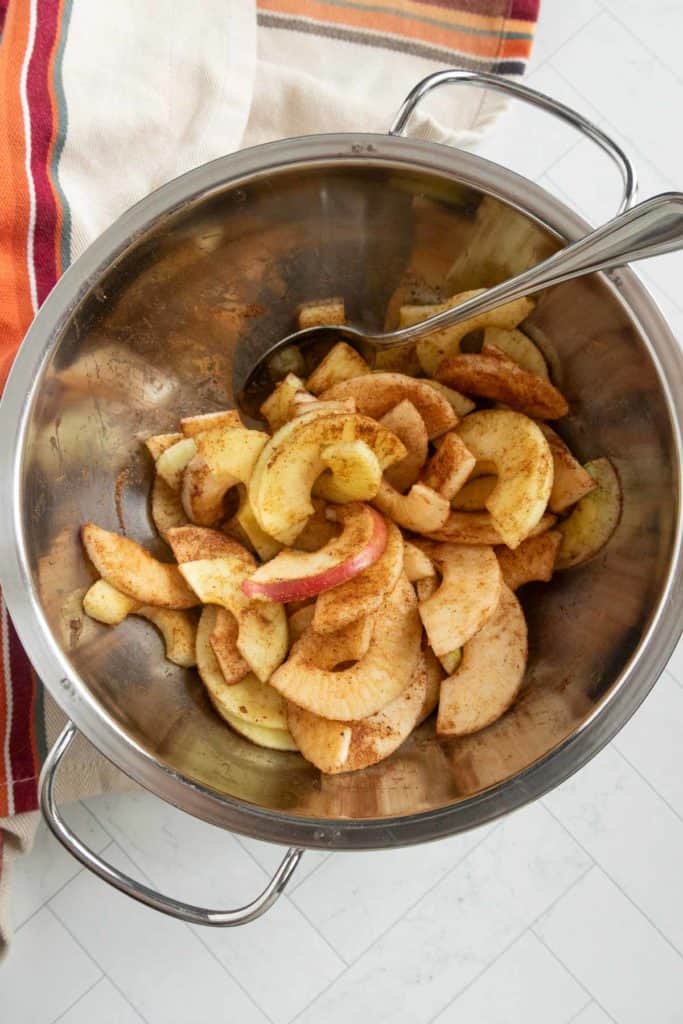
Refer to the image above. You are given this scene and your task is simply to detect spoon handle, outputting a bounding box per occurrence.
[381,193,683,347]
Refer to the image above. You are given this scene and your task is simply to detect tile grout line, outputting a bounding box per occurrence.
[541,801,683,965]
[529,7,605,75]
[47,975,109,1024]
[45,896,149,1024]
[611,742,683,827]
[14,856,99,937]
[288,820,505,1024]
[565,999,600,1024]
[532,905,618,1024]
[232,839,348,968]
[594,0,683,95]
[425,861,596,1024]
[75,824,275,1024]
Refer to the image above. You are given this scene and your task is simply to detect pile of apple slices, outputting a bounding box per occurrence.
[79,298,622,775]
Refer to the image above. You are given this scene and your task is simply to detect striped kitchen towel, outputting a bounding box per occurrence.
[0,0,539,950]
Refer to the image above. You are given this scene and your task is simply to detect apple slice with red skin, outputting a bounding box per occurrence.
[242,504,387,603]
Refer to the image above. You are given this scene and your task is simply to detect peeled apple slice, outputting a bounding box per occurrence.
[372,480,450,533]
[425,510,557,546]
[242,504,387,603]
[180,409,242,436]
[222,711,298,752]
[287,650,428,774]
[537,424,596,514]
[483,327,549,378]
[313,440,383,503]
[81,524,198,609]
[556,458,622,570]
[196,607,289,729]
[320,372,457,438]
[420,431,475,501]
[181,425,268,526]
[209,608,250,685]
[457,410,553,549]
[155,438,197,491]
[380,400,429,493]
[144,432,182,461]
[437,349,568,420]
[248,411,405,544]
[271,574,421,721]
[496,531,562,590]
[312,520,404,634]
[415,542,502,655]
[437,585,527,737]
[306,341,370,394]
[151,474,188,539]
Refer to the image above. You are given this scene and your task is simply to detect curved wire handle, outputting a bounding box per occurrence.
[40,722,304,926]
[389,69,637,214]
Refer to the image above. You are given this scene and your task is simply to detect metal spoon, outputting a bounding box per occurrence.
[237,192,683,416]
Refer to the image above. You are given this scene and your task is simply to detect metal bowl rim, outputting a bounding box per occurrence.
[1,131,682,849]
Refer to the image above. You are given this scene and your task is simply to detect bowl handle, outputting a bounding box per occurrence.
[39,722,304,926]
[389,70,637,215]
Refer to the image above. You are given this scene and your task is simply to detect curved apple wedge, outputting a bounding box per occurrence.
[242,504,387,603]
[224,489,282,562]
[81,524,199,609]
[151,474,188,539]
[483,327,549,378]
[419,647,444,725]
[155,438,197,491]
[196,607,289,729]
[167,526,288,682]
[537,424,596,514]
[312,521,403,634]
[209,608,250,685]
[181,425,268,526]
[451,475,496,511]
[271,574,421,721]
[306,341,371,394]
[260,373,305,432]
[380,400,429,493]
[556,458,622,570]
[420,431,475,501]
[497,531,562,590]
[144,432,183,461]
[221,711,298,752]
[180,409,242,436]
[313,440,382,503]
[437,349,568,420]
[457,410,553,549]
[372,480,450,533]
[248,411,406,544]
[415,542,502,655]
[437,585,527,737]
[403,541,436,583]
[425,510,557,546]
[287,650,428,774]
[82,579,197,667]
[320,372,457,438]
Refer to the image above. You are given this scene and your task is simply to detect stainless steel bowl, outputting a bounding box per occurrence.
[1,72,682,926]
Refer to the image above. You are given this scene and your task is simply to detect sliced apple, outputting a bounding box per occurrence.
[426,510,557,546]
[271,573,421,721]
[225,489,283,562]
[312,520,403,634]
[151,474,188,539]
[457,410,553,549]
[180,409,242,436]
[209,607,250,685]
[419,647,444,724]
[437,348,568,420]
[556,458,622,570]
[260,373,305,432]
[290,388,356,421]
[398,291,534,375]
[144,432,183,461]
[196,606,288,728]
[242,504,386,603]
[320,373,457,439]
[81,524,198,608]
[288,649,428,774]
[372,480,450,534]
[155,437,197,491]
[415,542,502,655]
[537,424,596,514]
[181,425,268,526]
[420,432,475,501]
[439,649,462,675]
[83,578,139,625]
[287,604,315,643]
[451,475,496,511]
[437,584,527,736]
[306,342,370,394]
[297,297,345,329]
[166,525,250,565]
[221,710,298,751]
[82,579,196,666]
[248,411,405,544]
[403,540,436,583]
[291,501,339,552]
[422,380,475,418]
[379,401,429,493]
[483,327,549,378]
[497,531,561,590]
[313,440,382,503]
[415,576,438,602]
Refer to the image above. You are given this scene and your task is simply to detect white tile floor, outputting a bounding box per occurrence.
[3,2,683,1021]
